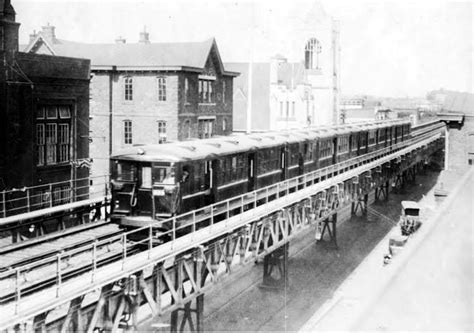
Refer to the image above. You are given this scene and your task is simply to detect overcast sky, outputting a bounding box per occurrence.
[13,0,473,97]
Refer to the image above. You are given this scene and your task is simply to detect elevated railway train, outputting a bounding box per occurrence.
[109,119,438,232]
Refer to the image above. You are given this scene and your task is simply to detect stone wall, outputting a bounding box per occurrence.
[447,116,474,171]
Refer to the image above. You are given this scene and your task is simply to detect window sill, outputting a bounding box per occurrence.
[198,103,216,106]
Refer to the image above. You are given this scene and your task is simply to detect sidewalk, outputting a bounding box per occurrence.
[300,168,473,332]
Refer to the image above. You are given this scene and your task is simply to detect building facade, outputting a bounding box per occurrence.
[228,4,340,132]
[0,1,90,206]
[24,27,238,188]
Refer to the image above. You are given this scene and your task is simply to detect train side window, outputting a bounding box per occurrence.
[351,135,358,151]
[304,142,314,161]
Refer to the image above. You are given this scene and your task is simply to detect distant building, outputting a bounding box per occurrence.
[227,4,340,132]
[340,96,382,123]
[24,26,238,188]
[433,90,474,167]
[0,1,90,205]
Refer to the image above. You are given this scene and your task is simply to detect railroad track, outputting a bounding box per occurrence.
[0,221,122,272]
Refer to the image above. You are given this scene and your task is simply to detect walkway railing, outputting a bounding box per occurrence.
[0,175,110,218]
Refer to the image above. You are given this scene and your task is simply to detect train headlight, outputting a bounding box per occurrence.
[114,200,120,209]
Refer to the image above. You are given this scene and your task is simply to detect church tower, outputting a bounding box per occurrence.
[281,1,340,125]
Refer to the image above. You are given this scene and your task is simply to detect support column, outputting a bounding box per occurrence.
[170,296,204,333]
[33,312,48,333]
[445,126,449,170]
[261,242,289,289]
[319,213,338,248]
[351,194,368,216]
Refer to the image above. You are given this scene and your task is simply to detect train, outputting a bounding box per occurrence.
[109,119,417,233]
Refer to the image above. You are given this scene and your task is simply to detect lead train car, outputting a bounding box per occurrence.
[110,119,411,232]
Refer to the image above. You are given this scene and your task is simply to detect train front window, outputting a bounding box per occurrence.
[114,161,137,181]
[141,167,152,188]
[153,166,175,185]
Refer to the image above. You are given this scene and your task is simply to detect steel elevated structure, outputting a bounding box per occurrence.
[0,120,445,332]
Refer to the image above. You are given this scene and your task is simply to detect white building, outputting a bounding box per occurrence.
[228,2,341,132]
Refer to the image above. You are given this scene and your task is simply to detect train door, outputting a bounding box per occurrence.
[280,146,287,181]
[332,136,337,165]
[204,160,216,206]
[299,143,305,175]
[248,153,256,192]
[136,163,153,217]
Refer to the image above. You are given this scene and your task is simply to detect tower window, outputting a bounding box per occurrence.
[304,38,322,70]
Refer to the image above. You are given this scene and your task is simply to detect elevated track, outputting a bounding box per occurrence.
[0,122,445,332]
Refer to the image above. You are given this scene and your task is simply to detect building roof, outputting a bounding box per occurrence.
[24,32,238,75]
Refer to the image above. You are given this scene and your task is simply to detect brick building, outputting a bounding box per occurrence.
[0,0,90,205]
[24,27,238,186]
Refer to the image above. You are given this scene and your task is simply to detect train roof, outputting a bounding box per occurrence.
[111,120,412,163]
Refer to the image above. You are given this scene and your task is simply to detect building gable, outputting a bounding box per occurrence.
[234,88,246,101]
[25,34,56,55]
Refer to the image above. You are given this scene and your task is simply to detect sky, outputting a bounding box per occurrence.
[12,0,473,98]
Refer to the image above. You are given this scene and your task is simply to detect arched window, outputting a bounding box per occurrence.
[124,77,133,101]
[304,38,322,70]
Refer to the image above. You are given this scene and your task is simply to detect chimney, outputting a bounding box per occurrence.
[41,23,56,41]
[115,36,126,44]
[29,30,37,43]
[139,26,150,44]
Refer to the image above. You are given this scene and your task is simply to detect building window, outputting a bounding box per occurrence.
[58,124,70,162]
[222,118,227,132]
[184,78,189,103]
[280,102,283,117]
[291,101,295,118]
[222,81,226,103]
[198,119,214,139]
[199,79,214,103]
[36,105,71,166]
[37,124,45,166]
[124,77,133,101]
[304,38,322,70]
[157,121,167,143]
[124,120,132,144]
[286,101,289,118]
[53,185,71,205]
[184,120,192,139]
[157,77,166,101]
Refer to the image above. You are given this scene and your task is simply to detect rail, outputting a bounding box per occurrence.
[0,125,444,315]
